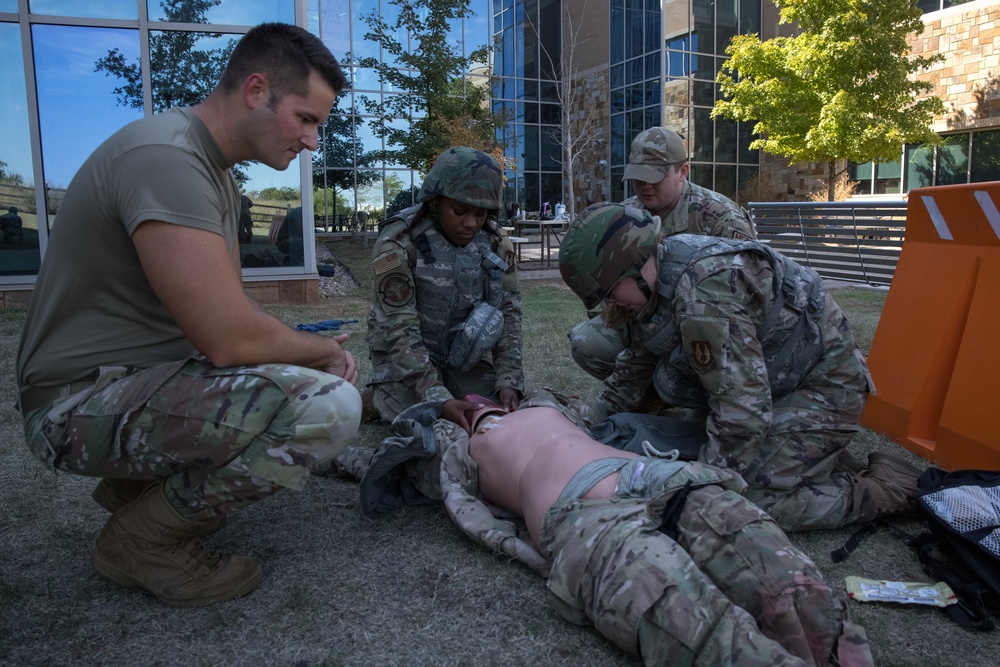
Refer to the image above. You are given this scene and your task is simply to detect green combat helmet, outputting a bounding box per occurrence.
[558,202,660,310]
[418,146,503,211]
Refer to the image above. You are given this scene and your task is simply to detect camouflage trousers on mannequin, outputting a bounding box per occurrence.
[22,358,361,518]
[541,484,874,667]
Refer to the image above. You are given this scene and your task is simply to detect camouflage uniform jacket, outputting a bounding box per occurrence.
[598,234,865,470]
[366,207,524,404]
[622,179,756,240]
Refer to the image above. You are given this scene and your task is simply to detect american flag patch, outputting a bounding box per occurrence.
[373,252,402,275]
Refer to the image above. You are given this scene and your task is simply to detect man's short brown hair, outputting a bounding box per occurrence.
[219,23,345,105]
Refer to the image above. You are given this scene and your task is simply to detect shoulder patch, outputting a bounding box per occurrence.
[373,251,403,276]
[378,273,414,308]
[690,340,716,372]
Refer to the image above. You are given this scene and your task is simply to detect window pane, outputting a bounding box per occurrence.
[33,26,144,194]
[904,143,934,191]
[971,129,1000,183]
[715,118,736,163]
[737,121,758,163]
[1,23,41,276]
[611,113,625,163]
[715,164,737,198]
[349,0,380,62]
[936,134,969,186]
[540,128,561,170]
[147,0,293,24]
[689,163,711,188]
[875,160,901,194]
[148,31,240,112]
[522,125,539,170]
[28,0,137,19]
[540,172,562,210]
[849,162,873,194]
[692,107,714,162]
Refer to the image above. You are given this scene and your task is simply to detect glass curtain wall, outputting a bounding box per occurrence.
[654,0,759,200]
[491,0,562,217]
[0,0,324,282]
[609,0,662,203]
[310,0,493,226]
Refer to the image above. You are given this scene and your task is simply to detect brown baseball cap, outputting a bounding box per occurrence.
[623,127,689,183]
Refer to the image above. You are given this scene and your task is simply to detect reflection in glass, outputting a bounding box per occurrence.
[349,0,380,62]
[33,24,144,231]
[312,0,351,60]
[314,99,382,226]
[970,130,1000,183]
[936,134,968,186]
[28,0,136,20]
[147,0,292,26]
[875,160,901,194]
[904,143,934,191]
[1,24,42,276]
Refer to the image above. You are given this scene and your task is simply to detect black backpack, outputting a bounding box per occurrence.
[908,467,1000,630]
[832,467,1000,631]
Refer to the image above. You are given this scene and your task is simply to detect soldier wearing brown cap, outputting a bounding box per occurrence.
[622,126,755,240]
[569,127,758,384]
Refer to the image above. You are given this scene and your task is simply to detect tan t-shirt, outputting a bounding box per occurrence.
[17,107,240,389]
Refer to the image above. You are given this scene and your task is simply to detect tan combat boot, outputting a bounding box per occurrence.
[92,478,226,537]
[92,483,261,607]
[833,450,867,475]
[360,387,379,423]
[854,451,923,517]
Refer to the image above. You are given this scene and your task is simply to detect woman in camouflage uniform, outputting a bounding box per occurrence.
[365,147,523,432]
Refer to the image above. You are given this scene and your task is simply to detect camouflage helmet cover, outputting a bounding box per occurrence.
[558,202,661,310]
[418,146,503,210]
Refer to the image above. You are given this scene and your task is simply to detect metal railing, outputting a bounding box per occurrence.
[748,199,908,286]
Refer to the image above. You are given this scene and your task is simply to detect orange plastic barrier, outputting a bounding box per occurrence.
[861,182,1000,470]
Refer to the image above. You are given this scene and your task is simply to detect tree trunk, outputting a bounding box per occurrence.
[827,160,836,202]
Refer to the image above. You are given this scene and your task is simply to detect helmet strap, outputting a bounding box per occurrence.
[634,273,652,301]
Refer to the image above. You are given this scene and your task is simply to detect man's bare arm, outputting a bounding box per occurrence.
[133,221,355,381]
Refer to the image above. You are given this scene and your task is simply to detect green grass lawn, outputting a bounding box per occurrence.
[0,238,996,666]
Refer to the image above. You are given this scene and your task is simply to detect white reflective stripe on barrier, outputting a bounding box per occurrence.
[921,195,953,241]
[974,190,1000,240]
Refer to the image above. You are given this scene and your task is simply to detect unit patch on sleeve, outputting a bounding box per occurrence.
[679,316,728,392]
[378,273,414,308]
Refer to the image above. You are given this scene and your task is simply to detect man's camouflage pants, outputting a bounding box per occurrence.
[22,358,361,519]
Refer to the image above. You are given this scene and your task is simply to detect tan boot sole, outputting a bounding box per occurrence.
[92,546,261,608]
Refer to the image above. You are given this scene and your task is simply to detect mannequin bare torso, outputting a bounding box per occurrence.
[468,406,640,547]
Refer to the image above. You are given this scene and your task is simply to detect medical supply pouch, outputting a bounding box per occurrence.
[447,302,504,371]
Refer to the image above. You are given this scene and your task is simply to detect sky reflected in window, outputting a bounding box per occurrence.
[0,24,32,183]
[33,25,143,188]
[27,0,137,19]
[147,0,292,25]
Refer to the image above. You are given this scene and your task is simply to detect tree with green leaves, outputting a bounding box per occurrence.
[95,0,232,113]
[712,0,945,200]
[358,0,506,173]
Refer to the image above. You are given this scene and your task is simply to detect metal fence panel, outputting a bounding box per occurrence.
[748,200,908,286]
